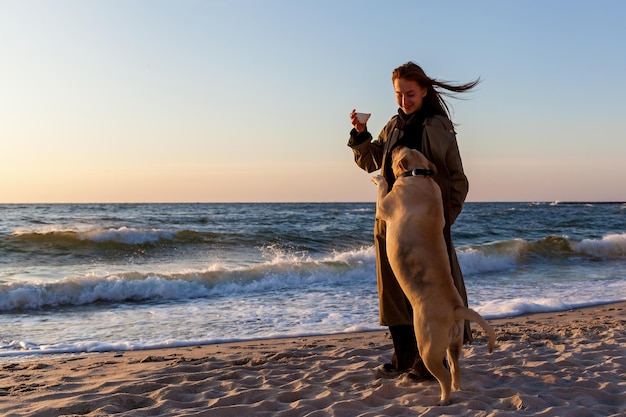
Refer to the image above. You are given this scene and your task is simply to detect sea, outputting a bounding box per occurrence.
[1,202,625,361]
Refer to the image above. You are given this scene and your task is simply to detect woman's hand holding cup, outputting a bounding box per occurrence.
[350,109,370,133]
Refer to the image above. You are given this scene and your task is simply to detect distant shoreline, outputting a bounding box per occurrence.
[1,201,625,205]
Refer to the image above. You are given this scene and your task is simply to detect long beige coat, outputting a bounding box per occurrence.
[348,114,472,341]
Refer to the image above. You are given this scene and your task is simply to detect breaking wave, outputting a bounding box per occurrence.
[2,233,624,312]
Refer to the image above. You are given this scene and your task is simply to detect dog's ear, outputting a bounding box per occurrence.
[397,157,408,172]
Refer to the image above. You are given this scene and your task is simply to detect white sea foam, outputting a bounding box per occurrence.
[574,233,626,259]
[472,296,625,319]
[474,297,573,318]
[457,248,518,276]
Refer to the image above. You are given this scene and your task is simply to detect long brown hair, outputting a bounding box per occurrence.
[392,62,480,119]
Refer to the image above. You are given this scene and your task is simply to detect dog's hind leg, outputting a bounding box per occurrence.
[448,332,463,391]
[420,339,453,406]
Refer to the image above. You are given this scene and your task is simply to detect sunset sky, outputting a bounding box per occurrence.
[2,0,625,203]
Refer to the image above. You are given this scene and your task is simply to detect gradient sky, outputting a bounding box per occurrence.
[2,0,625,203]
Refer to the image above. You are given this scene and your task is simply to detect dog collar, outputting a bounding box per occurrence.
[397,168,435,178]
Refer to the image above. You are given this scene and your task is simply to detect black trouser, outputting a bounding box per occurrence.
[389,324,418,370]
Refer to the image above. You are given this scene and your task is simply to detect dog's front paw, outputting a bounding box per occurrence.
[371,175,386,187]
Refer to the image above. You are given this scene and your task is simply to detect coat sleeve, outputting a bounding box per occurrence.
[347,128,385,173]
[445,137,469,224]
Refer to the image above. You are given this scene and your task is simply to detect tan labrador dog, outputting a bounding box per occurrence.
[372,146,496,405]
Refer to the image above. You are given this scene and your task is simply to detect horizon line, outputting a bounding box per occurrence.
[1,201,625,205]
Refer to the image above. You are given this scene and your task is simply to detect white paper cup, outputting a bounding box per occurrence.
[355,112,371,124]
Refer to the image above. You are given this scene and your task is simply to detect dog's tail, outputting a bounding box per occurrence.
[455,307,496,353]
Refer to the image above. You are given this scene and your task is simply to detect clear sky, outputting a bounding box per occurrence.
[2,0,625,203]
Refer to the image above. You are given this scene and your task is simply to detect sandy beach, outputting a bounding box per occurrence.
[1,302,624,417]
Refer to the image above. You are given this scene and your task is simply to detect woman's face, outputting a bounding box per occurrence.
[393,78,428,115]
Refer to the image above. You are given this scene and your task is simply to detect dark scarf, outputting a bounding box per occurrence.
[394,108,426,152]
[384,108,427,188]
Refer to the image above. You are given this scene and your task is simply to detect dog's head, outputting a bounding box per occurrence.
[390,146,437,178]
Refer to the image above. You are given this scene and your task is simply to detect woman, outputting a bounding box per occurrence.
[348,62,478,380]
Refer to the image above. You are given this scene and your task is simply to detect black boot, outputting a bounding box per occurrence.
[408,353,450,382]
[377,325,418,378]
[407,355,436,381]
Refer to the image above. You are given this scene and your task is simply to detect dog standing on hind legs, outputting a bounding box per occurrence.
[372,146,496,406]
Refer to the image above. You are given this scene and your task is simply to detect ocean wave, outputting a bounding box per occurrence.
[574,233,626,259]
[457,247,519,276]
[4,226,366,255]
[458,233,626,276]
[3,230,624,311]
[472,297,624,319]
[0,247,376,312]
[10,227,187,246]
